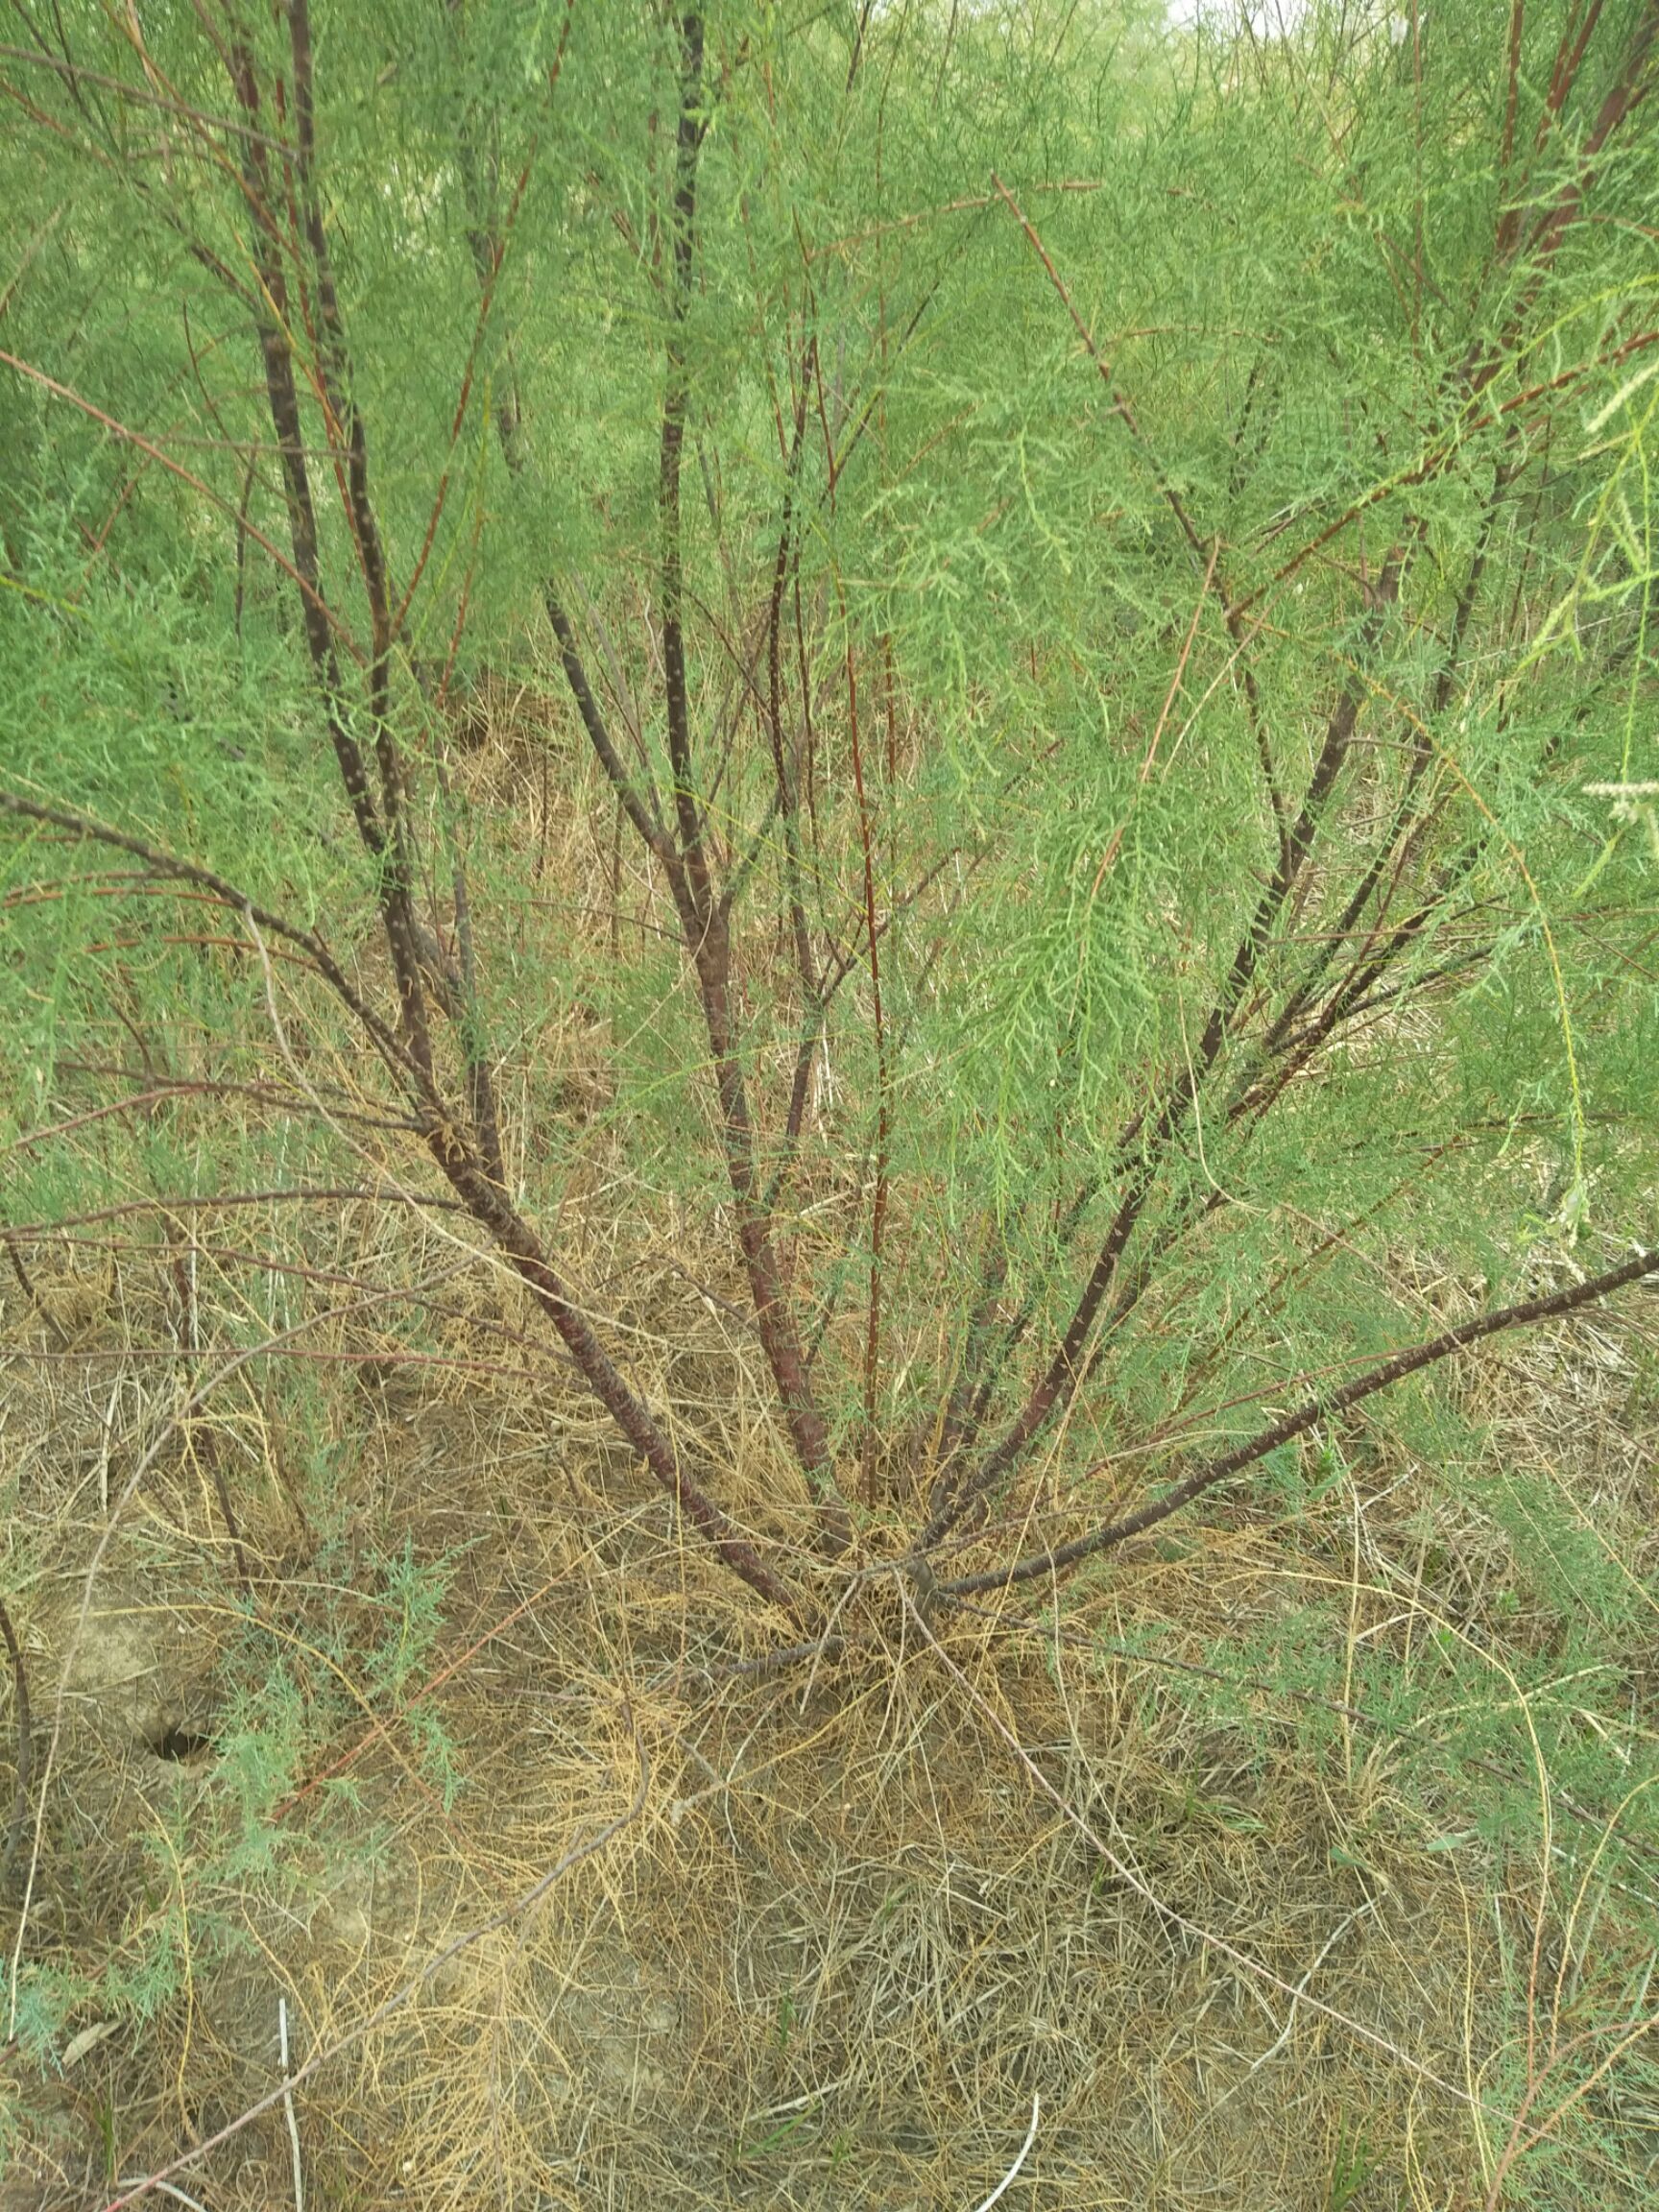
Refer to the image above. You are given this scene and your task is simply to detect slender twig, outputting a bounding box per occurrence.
[3,1230,70,1349]
[278,1996,304,2212]
[0,348,357,656]
[0,40,289,150]
[0,791,415,1079]
[114,2183,215,2212]
[972,2092,1040,2212]
[2,1189,467,1238]
[0,1597,31,1887]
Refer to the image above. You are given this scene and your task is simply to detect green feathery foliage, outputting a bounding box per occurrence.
[3,2,1659,2201]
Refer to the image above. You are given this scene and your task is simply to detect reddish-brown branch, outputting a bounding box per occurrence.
[423,1123,802,1615]
[843,633,889,1502]
[1539,3,1609,162]
[228,52,389,862]
[762,388,829,1183]
[3,1230,70,1351]
[395,149,535,633]
[444,19,841,1545]
[0,38,287,152]
[991,172,1208,565]
[660,12,713,917]
[542,596,672,861]
[1496,0,1528,258]
[0,1595,31,1884]
[2,1189,466,1239]
[934,560,1403,1538]
[995,180,1286,868]
[0,346,357,659]
[632,16,848,1538]
[278,3,440,1090]
[0,792,412,1079]
[1524,1,1659,270]
[941,1246,1659,1598]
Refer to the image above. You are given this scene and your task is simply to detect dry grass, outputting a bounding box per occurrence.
[4,695,1658,2212]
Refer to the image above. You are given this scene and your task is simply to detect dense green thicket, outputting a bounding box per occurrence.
[3,2,1659,2203]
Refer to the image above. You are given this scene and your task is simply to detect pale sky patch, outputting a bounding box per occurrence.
[1166,0,1313,31]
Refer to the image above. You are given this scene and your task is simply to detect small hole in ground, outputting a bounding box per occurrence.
[144,1724,215,1764]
